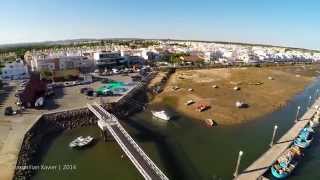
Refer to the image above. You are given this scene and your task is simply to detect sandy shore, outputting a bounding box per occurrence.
[152,65,320,125]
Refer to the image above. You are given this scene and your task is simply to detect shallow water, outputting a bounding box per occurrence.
[32,78,320,180]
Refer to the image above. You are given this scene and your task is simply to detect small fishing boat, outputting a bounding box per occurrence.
[233,86,240,91]
[172,86,180,91]
[271,145,302,179]
[235,101,248,108]
[185,100,195,106]
[204,119,215,127]
[196,104,210,112]
[69,136,94,148]
[151,110,171,121]
[294,127,314,148]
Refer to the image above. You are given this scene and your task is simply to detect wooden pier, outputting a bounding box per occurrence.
[236,97,320,180]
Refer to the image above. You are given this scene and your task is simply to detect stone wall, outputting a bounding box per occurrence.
[148,68,175,96]
[13,73,158,180]
[13,107,99,180]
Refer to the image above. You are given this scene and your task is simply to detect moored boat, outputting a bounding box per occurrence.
[271,145,302,179]
[151,110,171,121]
[196,104,210,112]
[69,136,94,148]
[294,127,314,148]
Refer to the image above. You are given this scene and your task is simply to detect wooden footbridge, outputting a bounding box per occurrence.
[236,97,320,180]
[87,102,169,180]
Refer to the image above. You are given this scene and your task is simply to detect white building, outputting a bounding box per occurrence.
[1,59,29,80]
[30,55,93,72]
[93,51,126,68]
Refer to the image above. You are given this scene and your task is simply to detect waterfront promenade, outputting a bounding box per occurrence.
[236,97,320,180]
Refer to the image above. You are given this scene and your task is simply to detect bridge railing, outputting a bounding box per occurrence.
[93,103,169,180]
[87,104,152,180]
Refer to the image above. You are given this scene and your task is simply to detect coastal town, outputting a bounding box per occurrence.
[2,40,320,78]
[2,0,320,179]
[1,38,320,180]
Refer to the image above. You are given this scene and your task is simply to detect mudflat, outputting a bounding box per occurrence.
[152,65,320,125]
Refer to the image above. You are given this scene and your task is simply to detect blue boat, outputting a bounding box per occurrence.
[294,127,314,148]
[271,146,302,179]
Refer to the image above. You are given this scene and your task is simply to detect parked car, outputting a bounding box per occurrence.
[80,87,91,94]
[112,68,119,74]
[80,87,94,96]
[131,75,142,81]
[4,106,14,116]
[86,89,94,96]
[46,88,55,97]
[101,79,112,84]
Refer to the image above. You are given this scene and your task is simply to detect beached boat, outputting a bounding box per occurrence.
[196,104,210,112]
[204,119,215,127]
[233,86,240,91]
[172,86,180,91]
[69,136,94,148]
[271,145,302,179]
[151,110,170,121]
[235,101,248,108]
[185,100,195,106]
[294,127,314,148]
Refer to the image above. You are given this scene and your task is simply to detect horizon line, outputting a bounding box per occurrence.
[0,37,319,52]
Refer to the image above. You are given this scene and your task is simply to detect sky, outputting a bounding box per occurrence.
[0,0,319,49]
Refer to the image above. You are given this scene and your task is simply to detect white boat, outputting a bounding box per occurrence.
[151,110,170,121]
[69,136,94,148]
[236,101,246,108]
[34,97,44,107]
[185,100,195,106]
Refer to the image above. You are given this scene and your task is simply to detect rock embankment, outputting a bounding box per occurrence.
[14,107,99,180]
[13,84,151,180]
[148,68,175,95]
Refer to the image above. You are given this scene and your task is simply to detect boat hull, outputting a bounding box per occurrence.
[271,166,289,179]
[294,138,312,149]
[151,111,170,121]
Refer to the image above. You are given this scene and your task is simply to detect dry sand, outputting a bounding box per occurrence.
[152,65,320,125]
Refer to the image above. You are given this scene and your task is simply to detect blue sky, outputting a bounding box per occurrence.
[0,0,319,49]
